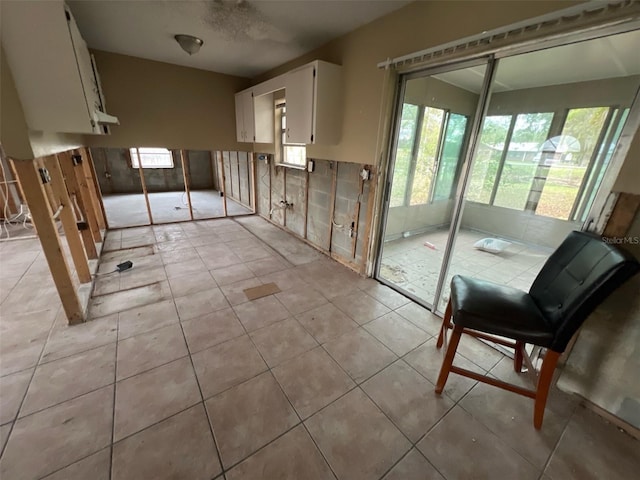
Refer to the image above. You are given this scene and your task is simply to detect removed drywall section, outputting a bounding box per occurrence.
[238,151,251,207]
[306,159,333,250]
[222,151,233,200]
[92,148,142,194]
[84,50,250,151]
[284,168,306,237]
[331,162,363,263]
[270,161,285,226]
[255,155,271,217]
[187,150,216,190]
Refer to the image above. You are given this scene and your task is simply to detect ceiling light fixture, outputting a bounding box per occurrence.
[174,34,204,55]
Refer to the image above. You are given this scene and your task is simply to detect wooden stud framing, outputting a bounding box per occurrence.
[218,151,228,217]
[11,159,84,324]
[44,155,91,284]
[603,192,640,238]
[327,161,338,250]
[180,150,194,220]
[58,151,98,259]
[70,150,101,243]
[136,147,154,224]
[249,153,257,214]
[360,166,377,275]
[351,172,365,259]
[83,148,107,230]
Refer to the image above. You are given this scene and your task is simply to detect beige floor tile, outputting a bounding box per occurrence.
[0,423,11,452]
[460,382,566,469]
[116,324,188,380]
[42,448,111,480]
[0,386,113,480]
[155,239,193,253]
[164,258,208,279]
[182,307,246,353]
[324,328,397,383]
[233,296,290,331]
[249,318,318,367]
[296,303,358,344]
[89,281,172,318]
[112,404,221,480]
[404,338,480,402]
[417,406,540,480]
[545,407,640,480]
[119,265,167,291]
[395,302,442,335]
[246,256,289,276]
[456,334,504,371]
[231,245,273,262]
[0,368,33,424]
[330,290,391,325]
[160,246,201,265]
[114,357,200,441]
[306,387,411,480]
[364,311,430,356]
[363,283,411,309]
[206,372,299,468]
[362,360,453,442]
[198,245,243,270]
[168,270,218,299]
[42,313,118,364]
[174,288,230,321]
[192,335,267,399]
[21,344,115,417]
[382,448,445,480]
[211,263,255,286]
[275,285,328,315]
[220,277,263,306]
[273,347,354,419]
[258,268,307,291]
[225,425,334,480]
[117,298,179,340]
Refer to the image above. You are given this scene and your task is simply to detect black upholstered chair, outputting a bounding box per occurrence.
[435,230,639,428]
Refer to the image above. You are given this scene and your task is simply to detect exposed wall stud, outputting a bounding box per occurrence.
[180,150,194,220]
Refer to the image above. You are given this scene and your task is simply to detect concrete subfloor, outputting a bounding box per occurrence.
[380,227,552,311]
[1,216,639,479]
[103,190,252,228]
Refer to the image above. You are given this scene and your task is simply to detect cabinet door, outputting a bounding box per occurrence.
[235,92,246,142]
[285,65,315,144]
[242,92,255,142]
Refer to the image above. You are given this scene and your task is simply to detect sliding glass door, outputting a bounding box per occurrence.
[377,28,640,314]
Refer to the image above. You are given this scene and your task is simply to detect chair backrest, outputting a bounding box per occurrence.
[529,231,639,352]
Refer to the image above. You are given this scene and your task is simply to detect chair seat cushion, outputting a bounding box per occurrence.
[450,275,554,347]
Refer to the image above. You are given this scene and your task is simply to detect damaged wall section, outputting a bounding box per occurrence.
[255,155,375,274]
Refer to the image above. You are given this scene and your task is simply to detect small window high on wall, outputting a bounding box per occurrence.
[129,148,174,168]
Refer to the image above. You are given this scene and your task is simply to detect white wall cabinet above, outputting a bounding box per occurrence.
[1,1,118,135]
[284,61,342,145]
[235,90,255,143]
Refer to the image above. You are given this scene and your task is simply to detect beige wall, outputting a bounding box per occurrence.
[85,50,250,151]
[0,48,33,160]
[253,1,582,164]
[613,127,640,195]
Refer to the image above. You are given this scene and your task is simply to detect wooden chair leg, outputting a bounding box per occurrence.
[514,341,524,372]
[436,299,453,349]
[533,350,561,429]
[435,325,463,394]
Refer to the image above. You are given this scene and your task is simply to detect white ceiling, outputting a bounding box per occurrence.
[433,29,640,93]
[67,0,410,78]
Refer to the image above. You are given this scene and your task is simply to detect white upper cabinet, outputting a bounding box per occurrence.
[1,1,118,135]
[235,90,255,143]
[284,61,342,145]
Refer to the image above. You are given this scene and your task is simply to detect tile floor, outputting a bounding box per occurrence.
[1,216,639,480]
[380,227,552,311]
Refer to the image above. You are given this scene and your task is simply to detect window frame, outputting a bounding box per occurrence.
[128,147,175,169]
[275,102,307,170]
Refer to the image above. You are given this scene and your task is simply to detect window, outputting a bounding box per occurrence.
[276,104,306,169]
[129,148,174,168]
[466,107,618,221]
[389,103,468,208]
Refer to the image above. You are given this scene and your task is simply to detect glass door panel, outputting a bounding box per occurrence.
[437,30,640,313]
[377,62,488,308]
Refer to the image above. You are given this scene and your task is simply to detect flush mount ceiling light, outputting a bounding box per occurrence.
[174,34,204,55]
